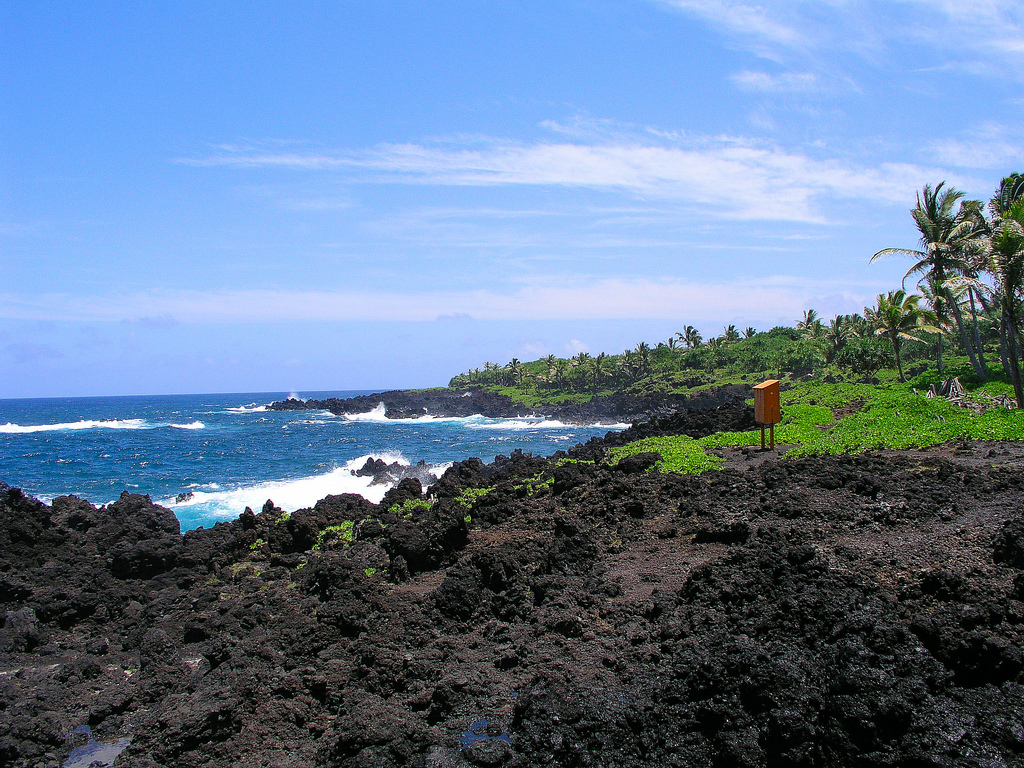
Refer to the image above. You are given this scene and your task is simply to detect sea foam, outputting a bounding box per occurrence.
[225,403,268,413]
[0,419,205,434]
[164,452,430,527]
[343,403,389,422]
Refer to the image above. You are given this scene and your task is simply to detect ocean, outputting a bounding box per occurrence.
[0,391,626,531]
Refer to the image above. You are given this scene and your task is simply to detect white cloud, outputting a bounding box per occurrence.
[730,70,820,92]
[929,125,1023,171]
[654,0,1024,76]
[0,278,881,327]
[655,0,808,53]
[184,136,947,223]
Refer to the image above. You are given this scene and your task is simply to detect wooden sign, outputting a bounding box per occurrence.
[753,379,780,449]
[753,379,781,424]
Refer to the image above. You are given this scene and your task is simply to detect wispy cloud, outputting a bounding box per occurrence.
[655,0,1024,77]
[0,278,883,326]
[182,134,946,223]
[730,70,820,93]
[654,0,809,55]
[931,139,1023,172]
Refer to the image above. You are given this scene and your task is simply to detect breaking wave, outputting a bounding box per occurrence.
[0,419,205,434]
[163,452,439,526]
[225,403,268,413]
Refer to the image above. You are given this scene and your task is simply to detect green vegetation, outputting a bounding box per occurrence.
[514,474,554,496]
[438,173,1024,482]
[388,498,432,518]
[249,538,266,551]
[454,486,493,510]
[313,520,355,550]
[609,377,1023,477]
[363,567,378,577]
[554,457,594,467]
[607,435,724,474]
[446,173,1024,413]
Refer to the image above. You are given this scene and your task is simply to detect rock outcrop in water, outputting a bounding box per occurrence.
[267,384,752,425]
[3,402,1024,767]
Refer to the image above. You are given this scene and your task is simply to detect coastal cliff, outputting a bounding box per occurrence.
[266,384,753,424]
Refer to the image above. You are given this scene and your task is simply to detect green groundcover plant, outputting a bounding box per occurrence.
[608,379,1023,475]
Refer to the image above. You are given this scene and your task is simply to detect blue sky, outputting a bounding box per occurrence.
[2,0,1022,397]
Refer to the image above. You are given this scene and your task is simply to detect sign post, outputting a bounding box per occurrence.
[753,379,781,450]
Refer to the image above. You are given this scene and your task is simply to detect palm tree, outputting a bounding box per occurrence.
[864,290,936,382]
[680,326,702,349]
[593,352,609,388]
[619,349,640,382]
[990,173,1024,403]
[986,202,1024,406]
[634,342,652,377]
[918,276,955,374]
[721,324,740,343]
[796,309,823,341]
[844,313,871,339]
[571,352,592,368]
[797,309,818,331]
[505,358,524,386]
[554,359,570,388]
[823,315,851,363]
[954,178,1024,406]
[702,337,724,373]
[743,326,757,339]
[871,182,987,378]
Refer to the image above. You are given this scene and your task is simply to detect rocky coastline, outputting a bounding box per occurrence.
[3,397,1024,767]
[266,384,752,424]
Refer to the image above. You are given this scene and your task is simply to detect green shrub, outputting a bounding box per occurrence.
[313,520,355,550]
[388,498,433,518]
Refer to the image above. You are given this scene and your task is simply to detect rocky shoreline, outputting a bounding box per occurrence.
[266,384,752,424]
[3,398,1024,767]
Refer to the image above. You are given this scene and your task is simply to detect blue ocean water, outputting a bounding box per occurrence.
[0,391,625,531]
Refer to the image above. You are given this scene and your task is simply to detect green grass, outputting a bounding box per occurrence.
[487,386,594,408]
[607,435,725,474]
[607,378,1024,476]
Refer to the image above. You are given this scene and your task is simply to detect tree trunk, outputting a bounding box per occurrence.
[967,285,987,372]
[948,294,986,379]
[936,333,943,374]
[999,323,1012,380]
[1003,307,1024,408]
[893,337,905,382]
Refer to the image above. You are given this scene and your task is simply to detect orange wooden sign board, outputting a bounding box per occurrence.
[753,379,781,449]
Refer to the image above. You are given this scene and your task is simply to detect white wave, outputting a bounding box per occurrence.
[466,418,573,430]
[0,418,206,434]
[432,461,454,478]
[331,409,628,431]
[162,452,416,518]
[342,403,389,422]
[225,403,268,413]
[0,418,147,434]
